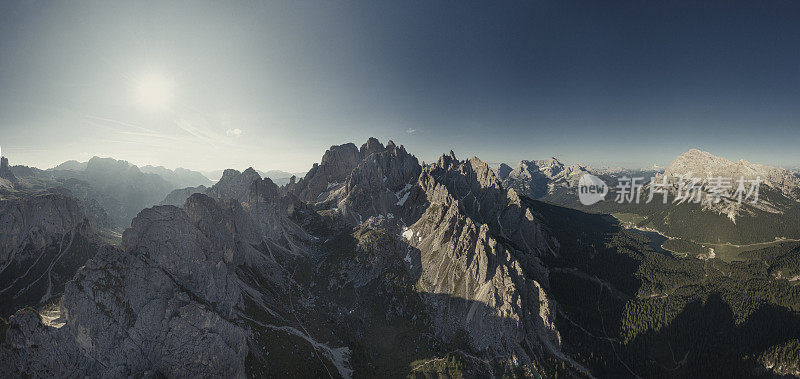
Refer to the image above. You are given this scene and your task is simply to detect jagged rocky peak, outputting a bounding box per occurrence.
[664,148,800,196]
[50,159,87,171]
[292,137,422,214]
[160,185,207,206]
[206,167,262,202]
[337,138,422,222]
[419,152,553,266]
[1,140,587,376]
[510,157,573,180]
[425,151,504,197]
[496,162,513,180]
[84,156,140,175]
[290,142,361,203]
[249,176,280,201]
[534,157,565,176]
[320,142,362,181]
[0,156,18,185]
[405,157,563,372]
[359,136,384,157]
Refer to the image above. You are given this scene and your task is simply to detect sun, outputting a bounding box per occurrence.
[136,73,174,110]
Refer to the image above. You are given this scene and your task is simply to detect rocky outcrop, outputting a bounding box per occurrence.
[496,163,513,180]
[0,190,101,317]
[57,179,114,228]
[290,143,362,203]
[9,164,47,179]
[2,232,250,377]
[206,168,261,203]
[0,156,17,188]
[338,140,422,224]
[160,185,207,206]
[419,154,555,277]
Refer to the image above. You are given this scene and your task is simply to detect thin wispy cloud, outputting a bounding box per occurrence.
[226,128,243,137]
[175,118,223,148]
[85,115,162,135]
[406,128,416,134]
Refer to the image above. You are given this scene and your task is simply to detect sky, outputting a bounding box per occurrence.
[1,0,799,173]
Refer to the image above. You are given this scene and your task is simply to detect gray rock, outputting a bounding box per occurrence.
[160,185,207,206]
[206,168,261,203]
[0,156,17,187]
[0,190,100,317]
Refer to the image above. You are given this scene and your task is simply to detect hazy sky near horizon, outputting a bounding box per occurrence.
[1,0,799,172]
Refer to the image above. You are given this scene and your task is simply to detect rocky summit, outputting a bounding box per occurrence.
[0,156,17,188]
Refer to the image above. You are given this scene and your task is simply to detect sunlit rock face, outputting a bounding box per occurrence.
[658,149,800,221]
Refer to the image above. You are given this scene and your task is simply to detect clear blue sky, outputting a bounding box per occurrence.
[1,0,799,172]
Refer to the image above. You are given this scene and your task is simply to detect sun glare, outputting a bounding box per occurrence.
[136,73,173,110]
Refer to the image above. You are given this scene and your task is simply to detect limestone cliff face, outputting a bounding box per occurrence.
[404,197,561,367]
[399,152,566,373]
[419,153,555,282]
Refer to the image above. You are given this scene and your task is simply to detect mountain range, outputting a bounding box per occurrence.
[5,157,214,228]
[495,149,800,246]
[202,169,304,186]
[2,140,800,377]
